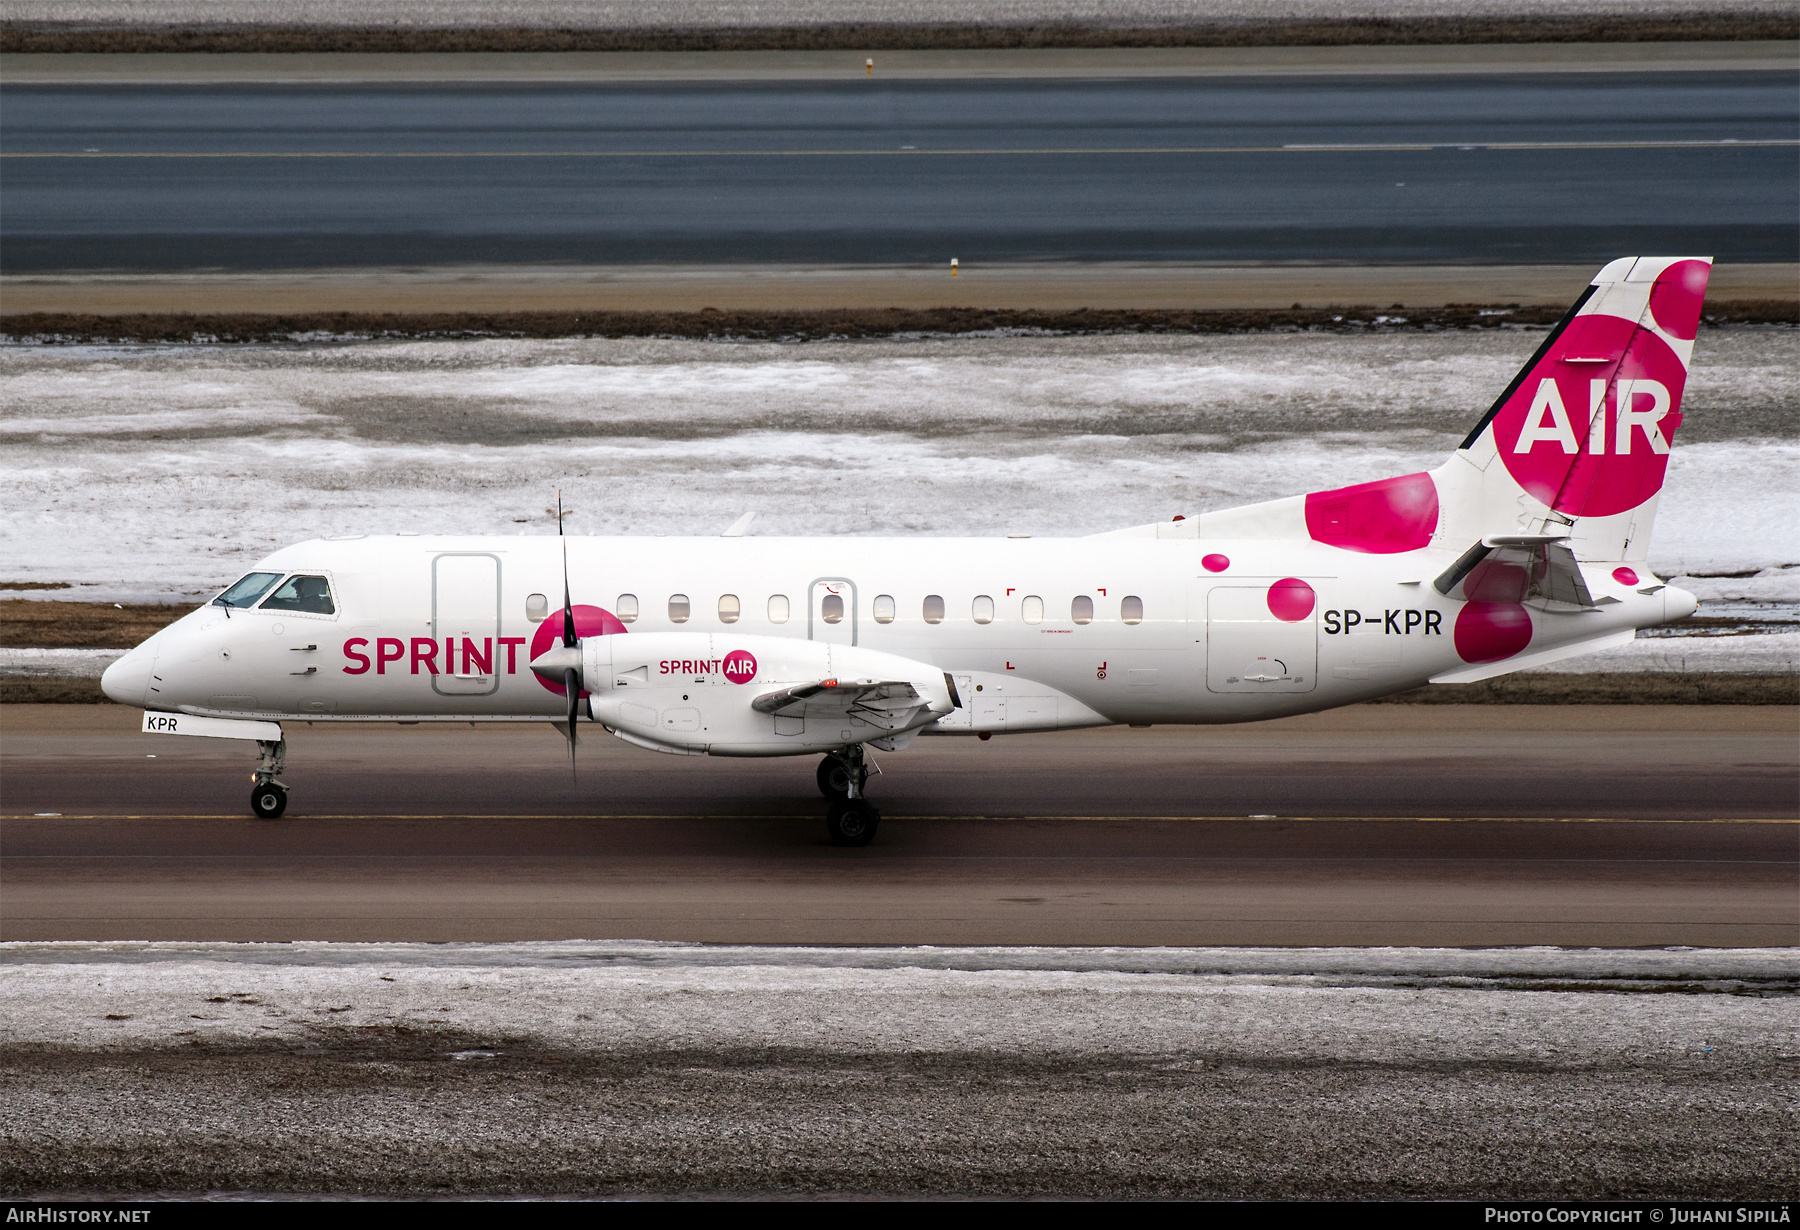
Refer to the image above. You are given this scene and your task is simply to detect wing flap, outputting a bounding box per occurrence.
[751,679,930,732]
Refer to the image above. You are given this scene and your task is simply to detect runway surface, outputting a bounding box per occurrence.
[4,704,1794,946]
[3,71,1795,269]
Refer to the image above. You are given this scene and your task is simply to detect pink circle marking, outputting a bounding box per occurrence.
[1612,566,1639,586]
[1267,578,1316,622]
[1648,259,1710,342]
[1492,314,1688,519]
[1202,553,1230,573]
[1453,602,1532,664]
[722,648,758,684]
[530,604,627,696]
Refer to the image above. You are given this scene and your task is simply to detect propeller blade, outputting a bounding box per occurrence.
[564,667,581,747]
[552,488,580,782]
[559,491,577,650]
[563,666,581,783]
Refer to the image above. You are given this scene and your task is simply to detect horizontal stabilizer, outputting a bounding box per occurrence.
[1432,629,1635,684]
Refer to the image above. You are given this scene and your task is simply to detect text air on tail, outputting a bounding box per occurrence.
[1162,257,1709,682]
[1174,256,1712,569]
[1432,256,1712,563]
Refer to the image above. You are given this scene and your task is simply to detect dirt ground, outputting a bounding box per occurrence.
[4,264,1795,320]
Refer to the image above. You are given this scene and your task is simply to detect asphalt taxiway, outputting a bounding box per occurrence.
[4,65,1795,269]
[3,703,1793,946]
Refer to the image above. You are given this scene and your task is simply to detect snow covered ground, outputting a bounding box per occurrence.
[4,328,1794,610]
[2,942,1792,1198]
[7,941,1790,1059]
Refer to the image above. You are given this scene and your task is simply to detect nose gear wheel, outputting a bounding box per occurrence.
[249,737,288,820]
[251,782,288,820]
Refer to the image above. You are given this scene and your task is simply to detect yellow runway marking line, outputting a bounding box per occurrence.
[6,813,1796,824]
[6,139,1795,160]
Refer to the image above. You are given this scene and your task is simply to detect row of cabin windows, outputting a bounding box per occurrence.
[933,594,1143,625]
[584,593,1144,626]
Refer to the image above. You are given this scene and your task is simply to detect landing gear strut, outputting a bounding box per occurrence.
[250,738,288,820]
[821,745,880,847]
[816,751,869,799]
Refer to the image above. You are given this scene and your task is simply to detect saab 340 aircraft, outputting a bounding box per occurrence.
[103,257,1711,844]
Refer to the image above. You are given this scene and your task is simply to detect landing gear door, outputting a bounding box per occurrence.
[433,553,501,697]
[809,578,857,646]
[1206,585,1317,693]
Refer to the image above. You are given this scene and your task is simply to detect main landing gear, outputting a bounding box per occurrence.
[819,746,880,847]
[250,738,289,820]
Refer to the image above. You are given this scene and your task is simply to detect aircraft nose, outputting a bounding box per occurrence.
[101,645,153,707]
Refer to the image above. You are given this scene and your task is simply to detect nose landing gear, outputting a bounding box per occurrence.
[250,738,289,820]
[820,745,880,847]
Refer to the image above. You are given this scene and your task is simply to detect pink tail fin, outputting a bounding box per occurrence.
[1436,256,1712,562]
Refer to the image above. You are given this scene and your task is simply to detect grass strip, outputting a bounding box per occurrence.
[5,16,1797,55]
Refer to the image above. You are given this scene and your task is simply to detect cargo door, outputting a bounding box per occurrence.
[1206,584,1317,693]
[433,553,501,697]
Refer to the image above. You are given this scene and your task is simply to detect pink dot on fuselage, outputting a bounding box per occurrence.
[1454,602,1532,664]
[1267,578,1315,622]
[1612,566,1639,586]
[1203,553,1230,573]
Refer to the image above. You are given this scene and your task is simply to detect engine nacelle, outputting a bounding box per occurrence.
[579,632,955,757]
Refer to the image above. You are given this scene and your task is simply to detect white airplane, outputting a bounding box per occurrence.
[103,256,1710,844]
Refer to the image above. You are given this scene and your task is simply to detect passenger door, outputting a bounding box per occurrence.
[433,553,501,697]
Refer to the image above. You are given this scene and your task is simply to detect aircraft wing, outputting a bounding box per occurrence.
[751,678,934,732]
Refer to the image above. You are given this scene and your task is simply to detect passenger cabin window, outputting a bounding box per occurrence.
[526,593,549,622]
[821,594,845,624]
[1121,595,1144,624]
[872,594,896,624]
[1071,595,1094,625]
[215,572,283,609]
[768,594,790,624]
[718,594,741,624]
[922,595,945,625]
[616,594,639,623]
[972,595,995,625]
[1021,595,1043,624]
[260,574,335,615]
[668,594,690,623]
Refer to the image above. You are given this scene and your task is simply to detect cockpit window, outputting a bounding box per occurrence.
[215,572,283,609]
[260,574,336,615]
